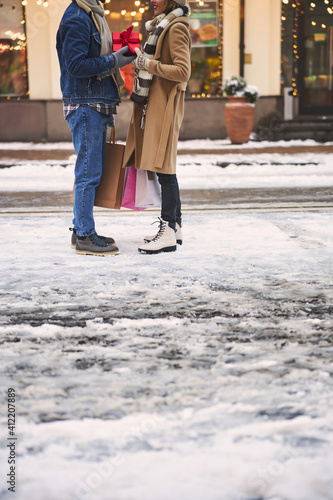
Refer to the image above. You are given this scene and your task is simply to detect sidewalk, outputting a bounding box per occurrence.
[1,202,332,500]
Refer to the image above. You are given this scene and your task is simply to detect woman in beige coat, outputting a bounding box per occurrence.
[123,0,191,254]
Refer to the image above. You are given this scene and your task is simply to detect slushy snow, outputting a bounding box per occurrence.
[0,140,332,500]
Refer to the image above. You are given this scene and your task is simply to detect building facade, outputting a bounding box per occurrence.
[0,0,332,141]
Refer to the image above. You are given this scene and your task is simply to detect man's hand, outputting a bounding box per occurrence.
[112,46,136,69]
[134,47,149,70]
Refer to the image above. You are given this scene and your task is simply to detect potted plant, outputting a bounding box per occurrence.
[222,76,259,143]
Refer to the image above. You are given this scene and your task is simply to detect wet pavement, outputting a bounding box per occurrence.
[0,186,332,212]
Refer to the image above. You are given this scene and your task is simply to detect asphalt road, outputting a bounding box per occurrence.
[0,186,332,212]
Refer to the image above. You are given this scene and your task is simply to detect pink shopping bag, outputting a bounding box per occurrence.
[121,166,146,211]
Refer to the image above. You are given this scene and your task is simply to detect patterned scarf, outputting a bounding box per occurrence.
[75,0,123,86]
[131,5,189,116]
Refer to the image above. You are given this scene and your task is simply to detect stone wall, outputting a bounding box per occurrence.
[0,96,280,142]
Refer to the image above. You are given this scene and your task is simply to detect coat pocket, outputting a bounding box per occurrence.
[91,31,101,58]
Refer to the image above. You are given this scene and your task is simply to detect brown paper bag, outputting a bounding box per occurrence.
[71,126,125,209]
[94,127,125,209]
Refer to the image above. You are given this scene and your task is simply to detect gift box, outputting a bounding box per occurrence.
[112,26,140,56]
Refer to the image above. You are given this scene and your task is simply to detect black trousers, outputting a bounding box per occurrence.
[156,173,182,230]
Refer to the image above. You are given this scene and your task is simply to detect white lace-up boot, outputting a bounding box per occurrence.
[138,219,177,254]
[144,222,182,245]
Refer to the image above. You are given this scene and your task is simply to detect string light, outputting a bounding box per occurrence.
[217,0,223,96]
[4,0,49,8]
[281,0,300,96]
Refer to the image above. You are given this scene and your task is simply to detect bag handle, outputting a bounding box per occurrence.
[109,125,116,144]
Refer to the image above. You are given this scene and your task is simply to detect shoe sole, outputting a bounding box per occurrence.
[144,239,182,245]
[75,249,119,256]
[72,241,115,249]
[138,245,177,254]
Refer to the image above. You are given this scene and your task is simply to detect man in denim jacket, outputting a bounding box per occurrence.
[57,0,135,256]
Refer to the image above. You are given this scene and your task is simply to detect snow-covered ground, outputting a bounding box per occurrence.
[1,152,333,192]
[0,141,333,500]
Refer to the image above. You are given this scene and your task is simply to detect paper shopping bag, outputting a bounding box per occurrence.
[121,166,145,211]
[135,170,161,209]
[94,127,125,210]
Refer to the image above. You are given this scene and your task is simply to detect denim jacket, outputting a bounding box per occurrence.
[56,0,120,105]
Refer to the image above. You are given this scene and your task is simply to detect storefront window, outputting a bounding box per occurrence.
[281,0,333,113]
[188,0,222,96]
[0,0,28,96]
[104,0,222,98]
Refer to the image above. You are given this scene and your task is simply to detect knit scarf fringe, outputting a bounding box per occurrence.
[130,5,189,128]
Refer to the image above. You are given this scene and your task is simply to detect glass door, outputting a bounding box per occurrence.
[298,0,333,114]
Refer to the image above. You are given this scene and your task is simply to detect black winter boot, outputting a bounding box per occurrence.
[75,231,119,256]
[70,228,115,249]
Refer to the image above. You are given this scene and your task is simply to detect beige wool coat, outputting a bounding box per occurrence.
[122,17,191,174]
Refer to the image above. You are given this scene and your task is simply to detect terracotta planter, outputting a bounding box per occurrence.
[224,96,255,144]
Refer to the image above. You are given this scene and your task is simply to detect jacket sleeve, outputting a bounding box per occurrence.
[60,14,114,78]
[147,23,191,83]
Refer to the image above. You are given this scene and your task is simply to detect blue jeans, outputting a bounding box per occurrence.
[66,105,110,237]
[156,173,182,230]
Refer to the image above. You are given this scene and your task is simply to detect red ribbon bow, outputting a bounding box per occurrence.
[113,26,140,55]
[119,26,134,44]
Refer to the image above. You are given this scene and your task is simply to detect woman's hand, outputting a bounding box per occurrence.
[134,47,149,70]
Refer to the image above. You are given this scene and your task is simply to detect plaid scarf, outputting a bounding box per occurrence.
[130,5,189,123]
